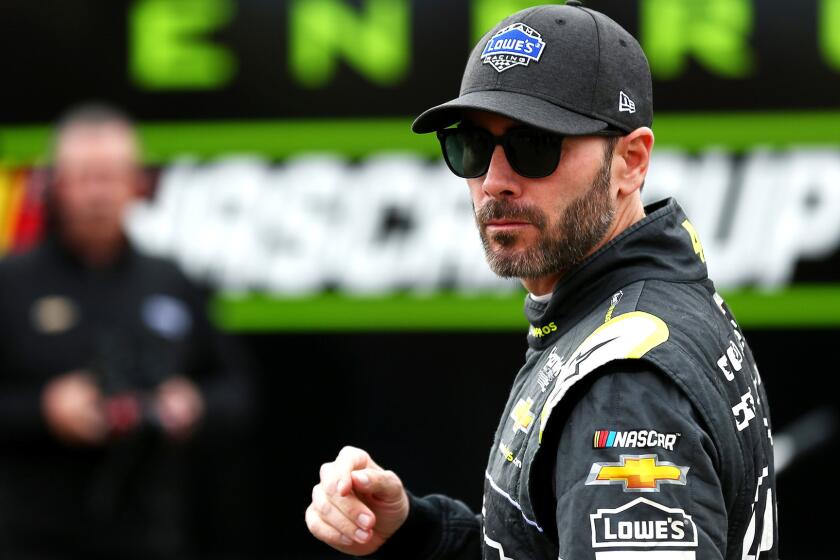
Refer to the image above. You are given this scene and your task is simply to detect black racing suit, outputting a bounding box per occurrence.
[0,237,251,560]
[375,198,778,560]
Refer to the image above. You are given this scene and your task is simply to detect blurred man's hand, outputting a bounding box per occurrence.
[306,446,409,556]
[154,376,204,440]
[41,371,107,445]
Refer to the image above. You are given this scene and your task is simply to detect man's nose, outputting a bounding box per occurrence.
[481,145,522,199]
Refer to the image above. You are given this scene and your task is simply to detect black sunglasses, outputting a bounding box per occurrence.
[437,125,565,179]
[436,125,625,179]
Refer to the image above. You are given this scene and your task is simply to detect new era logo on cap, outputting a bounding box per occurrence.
[619,91,636,114]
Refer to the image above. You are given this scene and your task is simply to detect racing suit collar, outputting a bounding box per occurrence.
[523,198,707,350]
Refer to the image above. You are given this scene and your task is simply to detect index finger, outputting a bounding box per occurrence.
[331,446,377,496]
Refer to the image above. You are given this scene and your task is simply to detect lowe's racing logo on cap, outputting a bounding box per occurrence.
[481,23,545,73]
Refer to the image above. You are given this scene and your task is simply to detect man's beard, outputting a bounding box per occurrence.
[475,147,616,279]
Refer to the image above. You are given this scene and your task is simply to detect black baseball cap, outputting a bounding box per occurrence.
[412,1,652,135]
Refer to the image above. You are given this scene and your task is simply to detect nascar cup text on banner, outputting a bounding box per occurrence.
[481,23,546,73]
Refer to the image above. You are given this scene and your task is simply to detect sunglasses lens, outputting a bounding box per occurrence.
[440,128,493,178]
[507,129,563,178]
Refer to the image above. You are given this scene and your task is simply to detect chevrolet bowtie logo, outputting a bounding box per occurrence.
[585,454,689,492]
[510,398,535,434]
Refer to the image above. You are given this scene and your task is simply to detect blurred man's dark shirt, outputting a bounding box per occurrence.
[0,235,251,560]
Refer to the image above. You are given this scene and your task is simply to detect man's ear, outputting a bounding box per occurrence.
[615,127,654,196]
[132,167,152,199]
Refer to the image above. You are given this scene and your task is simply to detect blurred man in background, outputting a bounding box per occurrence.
[0,104,251,559]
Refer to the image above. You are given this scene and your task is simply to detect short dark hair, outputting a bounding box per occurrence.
[603,135,620,161]
[51,102,137,161]
[56,102,134,132]
[602,134,645,194]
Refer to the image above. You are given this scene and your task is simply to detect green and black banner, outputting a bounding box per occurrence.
[2,0,840,121]
[1,0,839,330]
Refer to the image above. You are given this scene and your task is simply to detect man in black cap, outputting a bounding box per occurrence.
[306,3,778,559]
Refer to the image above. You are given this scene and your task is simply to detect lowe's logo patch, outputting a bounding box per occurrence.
[481,23,545,73]
[590,497,698,551]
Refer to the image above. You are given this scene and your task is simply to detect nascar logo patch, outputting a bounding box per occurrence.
[481,23,545,73]
[594,429,680,451]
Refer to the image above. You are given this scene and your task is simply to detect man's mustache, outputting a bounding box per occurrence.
[475,199,547,230]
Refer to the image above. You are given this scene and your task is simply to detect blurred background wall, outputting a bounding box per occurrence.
[1,0,839,558]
